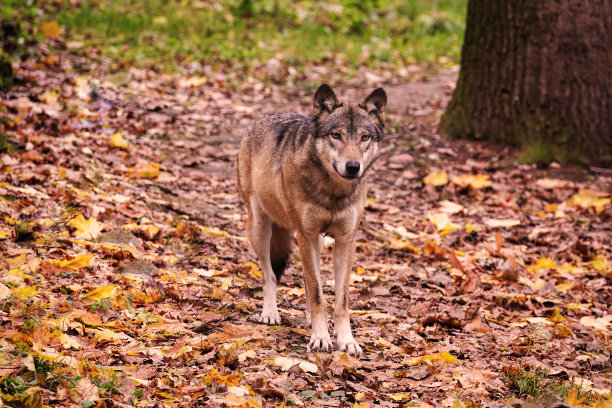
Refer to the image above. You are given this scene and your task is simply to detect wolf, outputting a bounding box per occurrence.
[237,84,387,356]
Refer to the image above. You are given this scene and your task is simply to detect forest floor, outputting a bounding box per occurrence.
[0,43,611,408]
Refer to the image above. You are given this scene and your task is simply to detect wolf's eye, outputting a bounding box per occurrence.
[331,132,341,139]
[361,134,371,142]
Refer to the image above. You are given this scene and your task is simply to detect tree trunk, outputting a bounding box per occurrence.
[440,0,612,166]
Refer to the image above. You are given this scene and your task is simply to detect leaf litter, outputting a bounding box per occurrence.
[0,40,611,408]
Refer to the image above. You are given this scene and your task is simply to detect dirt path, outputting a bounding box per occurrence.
[1,53,611,407]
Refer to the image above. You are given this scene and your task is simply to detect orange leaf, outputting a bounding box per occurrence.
[567,387,588,406]
[41,21,61,39]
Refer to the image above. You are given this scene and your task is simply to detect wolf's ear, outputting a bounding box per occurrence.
[360,87,387,126]
[313,84,340,119]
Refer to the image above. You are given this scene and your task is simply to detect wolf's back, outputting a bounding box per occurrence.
[249,112,310,154]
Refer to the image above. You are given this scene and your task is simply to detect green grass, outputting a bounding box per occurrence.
[501,363,602,405]
[41,0,466,73]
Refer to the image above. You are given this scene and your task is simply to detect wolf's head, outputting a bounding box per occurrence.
[312,84,387,181]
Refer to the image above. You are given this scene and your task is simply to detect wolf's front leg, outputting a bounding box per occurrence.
[248,198,280,324]
[297,233,332,352]
[333,235,362,357]
[303,234,324,326]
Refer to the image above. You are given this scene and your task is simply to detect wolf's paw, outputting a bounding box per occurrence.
[258,311,281,325]
[338,340,362,357]
[308,335,333,352]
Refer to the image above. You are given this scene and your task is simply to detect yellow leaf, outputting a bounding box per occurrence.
[386,393,410,402]
[153,16,168,25]
[39,90,59,105]
[131,162,160,179]
[554,324,573,338]
[140,224,160,239]
[203,368,241,386]
[51,254,94,270]
[464,223,478,233]
[69,214,103,239]
[558,263,586,274]
[89,327,133,344]
[407,351,457,366]
[109,132,130,149]
[568,189,611,213]
[13,285,37,301]
[242,262,261,279]
[528,257,557,273]
[352,403,370,408]
[218,277,233,291]
[82,284,116,302]
[451,174,492,189]
[555,281,574,293]
[74,76,88,87]
[567,387,588,406]
[0,230,7,240]
[591,255,610,274]
[427,213,460,235]
[388,237,421,254]
[40,21,61,39]
[545,203,559,212]
[423,171,448,187]
[452,399,465,408]
[354,392,366,401]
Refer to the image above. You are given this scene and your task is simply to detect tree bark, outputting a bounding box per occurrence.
[440,0,612,166]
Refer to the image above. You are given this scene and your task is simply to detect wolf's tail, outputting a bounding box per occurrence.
[270,223,292,282]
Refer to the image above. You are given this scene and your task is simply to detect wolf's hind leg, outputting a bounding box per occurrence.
[248,197,280,325]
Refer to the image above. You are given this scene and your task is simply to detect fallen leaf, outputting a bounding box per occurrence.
[535,178,567,189]
[484,219,521,228]
[427,213,460,235]
[39,90,59,105]
[451,174,492,189]
[131,162,160,179]
[82,284,117,302]
[528,257,557,273]
[567,387,588,406]
[274,356,318,374]
[41,21,61,39]
[69,214,103,239]
[591,255,610,274]
[406,351,457,366]
[452,399,465,408]
[568,189,611,213]
[75,377,99,402]
[51,254,94,270]
[13,285,38,301]
[423,171,448,186]
[438,200,464,214]
[109,132,130,149]
[579,316,611,333]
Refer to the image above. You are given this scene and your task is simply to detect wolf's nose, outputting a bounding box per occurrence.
[346,161,360,175]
